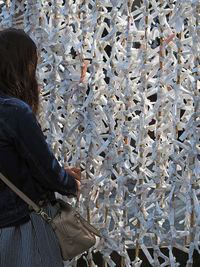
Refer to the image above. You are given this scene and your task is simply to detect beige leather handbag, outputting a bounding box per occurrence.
[0,172,102,260]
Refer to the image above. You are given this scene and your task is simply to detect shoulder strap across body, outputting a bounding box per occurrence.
[0,172,51,222]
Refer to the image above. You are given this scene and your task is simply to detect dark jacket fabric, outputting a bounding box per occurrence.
[0,93,77,228]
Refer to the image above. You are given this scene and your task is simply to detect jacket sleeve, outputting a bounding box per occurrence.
[10,102,78,196]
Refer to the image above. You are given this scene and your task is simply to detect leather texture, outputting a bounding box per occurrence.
[51,199,102,260]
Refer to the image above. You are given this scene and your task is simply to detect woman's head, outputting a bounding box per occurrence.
[0,28,39,114]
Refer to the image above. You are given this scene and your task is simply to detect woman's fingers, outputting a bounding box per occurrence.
[64,166,81,181]
[64,166,81,172]
[70,167,81,179]
[64,166,82,197]
[70,167,81,174]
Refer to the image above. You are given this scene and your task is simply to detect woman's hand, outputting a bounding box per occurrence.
[64,166,81,197]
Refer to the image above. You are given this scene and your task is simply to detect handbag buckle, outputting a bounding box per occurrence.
[37,209,52,223]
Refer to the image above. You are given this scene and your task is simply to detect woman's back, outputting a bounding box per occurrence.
[0,93,55,227]
[0,28,80,267]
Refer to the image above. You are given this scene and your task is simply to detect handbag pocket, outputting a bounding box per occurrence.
[75,212,102,237]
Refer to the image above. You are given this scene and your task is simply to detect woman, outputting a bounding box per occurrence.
[0,28,81,266]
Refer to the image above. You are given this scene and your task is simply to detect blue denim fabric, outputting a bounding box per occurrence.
[0,93,77,227]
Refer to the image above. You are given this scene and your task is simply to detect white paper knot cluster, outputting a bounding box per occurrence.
[1,0,200,266]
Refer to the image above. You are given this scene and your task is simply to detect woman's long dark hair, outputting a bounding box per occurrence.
[0,28,39,115]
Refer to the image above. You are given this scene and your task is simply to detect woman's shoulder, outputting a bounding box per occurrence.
[0,93,31,113]
[0,93,34,131]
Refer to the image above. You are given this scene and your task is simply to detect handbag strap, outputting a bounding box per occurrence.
[0,172,52,222]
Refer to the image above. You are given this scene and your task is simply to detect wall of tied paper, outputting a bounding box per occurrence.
[0,0,200,266]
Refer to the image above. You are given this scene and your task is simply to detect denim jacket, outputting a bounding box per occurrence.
[0,93,77,228]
